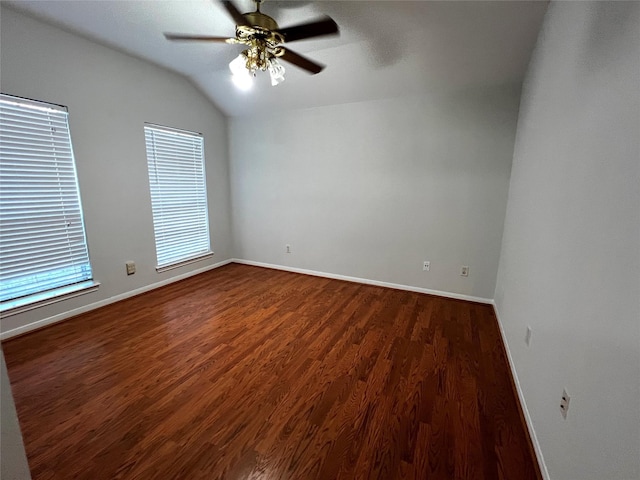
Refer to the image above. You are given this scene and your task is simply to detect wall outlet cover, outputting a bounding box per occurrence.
[560,388,570,418]
[125,261,136,275]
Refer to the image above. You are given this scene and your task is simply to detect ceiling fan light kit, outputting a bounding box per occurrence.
[164,0,339,90]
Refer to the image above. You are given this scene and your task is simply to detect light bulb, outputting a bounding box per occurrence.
[229,54,247,76]
[229,54,253,91]
[232,73,253,91]
[268,58,285,86]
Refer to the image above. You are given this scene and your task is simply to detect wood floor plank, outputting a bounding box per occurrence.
[3,263,542,480]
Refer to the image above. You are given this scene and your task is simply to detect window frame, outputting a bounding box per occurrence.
[0,94,98,316]
[144,123,213,272]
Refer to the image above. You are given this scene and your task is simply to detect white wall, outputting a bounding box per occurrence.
[494,2,640,479]
[1,349,31,479]
[0,8,233,337]
[230,87,520,300]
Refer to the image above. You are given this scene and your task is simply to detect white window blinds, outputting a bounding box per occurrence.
[0,94,93,303]
[144,124,211,271]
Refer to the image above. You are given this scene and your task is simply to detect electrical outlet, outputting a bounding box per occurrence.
[525,326,532,346]
[286,244,291,254]
[460,266,469,277]
[423,261,430,271]
[560,389,570,418]
[125,261,136,275]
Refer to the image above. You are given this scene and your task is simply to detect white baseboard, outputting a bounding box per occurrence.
[1,257,490,340]
[0,259,234,341]
[492,301,549,480]
[232,258,493,304]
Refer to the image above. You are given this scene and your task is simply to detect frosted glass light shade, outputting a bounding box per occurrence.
[229,54,253,91]
[269,58,285,86]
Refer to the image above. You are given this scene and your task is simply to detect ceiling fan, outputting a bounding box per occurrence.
[164,0,339,88]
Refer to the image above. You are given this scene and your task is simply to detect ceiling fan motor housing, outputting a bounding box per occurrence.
[243,11,279,32]
[235,9,286,70]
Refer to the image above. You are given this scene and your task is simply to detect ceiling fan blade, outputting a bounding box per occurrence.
[220,0,250,27]
[275,16,339,43]
[164,33,235,43]
[280,49,324,74]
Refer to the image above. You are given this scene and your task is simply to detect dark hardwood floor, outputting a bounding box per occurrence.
[3,263,541,480]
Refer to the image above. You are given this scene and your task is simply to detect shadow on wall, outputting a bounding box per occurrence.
[582,1,640,75]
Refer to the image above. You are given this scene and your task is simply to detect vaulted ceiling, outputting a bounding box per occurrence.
[4,0,548,117]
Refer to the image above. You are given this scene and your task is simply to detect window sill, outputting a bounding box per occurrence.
[0,281,100,317]
[156,251,214,273]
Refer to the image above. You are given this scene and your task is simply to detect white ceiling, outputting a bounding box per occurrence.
[5,0,548,117]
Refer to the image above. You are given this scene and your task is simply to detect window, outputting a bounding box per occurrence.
[144,124,212,272]
[0,94,96,314]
